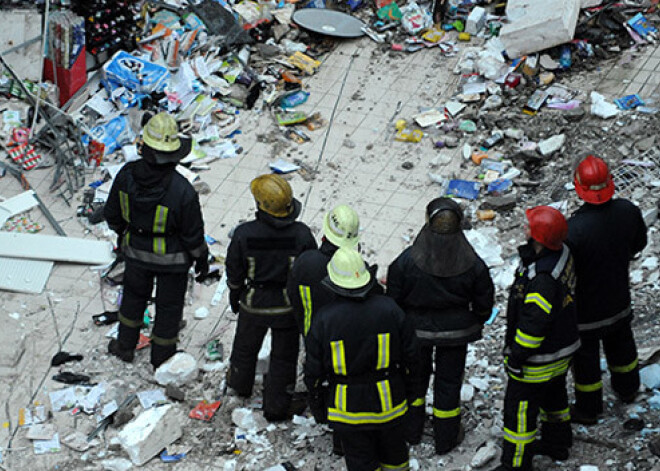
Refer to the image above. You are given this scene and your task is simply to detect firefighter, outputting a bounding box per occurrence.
[567,155,647,424]
[387,198,494,454]
[287,204,361,337]
[225,174,317,421]
[104,112,209,368]
[494,206,581,471]
[305,248,418,471]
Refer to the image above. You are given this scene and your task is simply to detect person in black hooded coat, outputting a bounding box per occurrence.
[387,198,494,454]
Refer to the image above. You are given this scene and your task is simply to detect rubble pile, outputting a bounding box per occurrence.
[1,0,660,469]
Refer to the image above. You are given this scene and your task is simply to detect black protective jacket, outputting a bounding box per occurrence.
[505,243,580,366]
[567,199,647,334]
[387,247,494,346]
[225,210,316,325]
[304,287,418,431]
[104,160,207,273]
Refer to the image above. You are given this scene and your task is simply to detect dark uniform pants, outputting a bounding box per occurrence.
[573,322,639,417]
[501,372,572,470]
[405,344,467,453]
[228,311,299,419]
[118,262,188,368]
[335,421,410,471]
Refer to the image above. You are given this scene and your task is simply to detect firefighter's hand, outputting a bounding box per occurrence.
[194,254,209,279]
[505,356,523,377]
[229,288,241,313]
[308,389,327,424]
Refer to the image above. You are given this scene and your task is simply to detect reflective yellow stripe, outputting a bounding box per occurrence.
[376,333,390,370]
[331,340,346,375]
[525,293,552,314]
[299,285,313,336]
[411,397,425,407]
[515,328,544,348]
[433,407,460,419]
[381,462,410,470]
[119,191,130,222]
[609,357,638,374]
[153,237,166,255]
[118,312,142,328]
[575,381,603,392]
[540,407,571,423]
[150,334,177,346]
[514,401,530,467]
[376,380,392,412]
[507,358,570,383]
[334,384,347,411]
[327,400,408,425]
[152,205,168,234]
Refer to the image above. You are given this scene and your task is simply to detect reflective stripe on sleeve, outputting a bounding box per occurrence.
[524,292,552,314]
[331,340,347,376]
[119,191,130,223]
[515,329,544,349]
[299,285,313,336]
[376,333,390,370]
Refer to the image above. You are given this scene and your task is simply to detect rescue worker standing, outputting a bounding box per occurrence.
[495,206,580,471]
[287,204,361,337]
[387,198,494,454]
[104,112,208,368]
[305,248,418,471]
[567,155,647,424]
[226,174,316,421]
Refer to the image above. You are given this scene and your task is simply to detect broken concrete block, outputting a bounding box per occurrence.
[580,466,599,471]
[471,441,499,468]
[118,404,183,466]
[481,195,518,211]
[591,92,619,119]
[538,134,566,156]
[500,0,580,58]
[231,407,268,432]
[461,384,475,402]
[154,352,197,387]
[101,458,134,471]
[640,364,660,389]
[466,7,487,35]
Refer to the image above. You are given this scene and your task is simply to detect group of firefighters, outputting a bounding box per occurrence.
[104,113,648,470]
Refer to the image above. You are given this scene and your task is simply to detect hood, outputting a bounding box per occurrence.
[255,198,302,228]
[321,264,378,300]
[132,159,177,190]
[410,223,478,277]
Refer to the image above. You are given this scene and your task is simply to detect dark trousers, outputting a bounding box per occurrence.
[228,311,299,419]
[405,343,467,453]
[501,373,572,470]
[119,262,188,368]
[573,322,640,417]
[335,421,409,471]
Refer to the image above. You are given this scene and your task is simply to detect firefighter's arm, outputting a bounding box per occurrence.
[509,273,559,365]
[225,231,247,313]
[286,260,306,333]
[304,321,328,423]
[631,206,648,257]
[472,259,495,321]
[398,306,420,402]
[103,171,127,237]
[180,190,207,260]
[385,256,406,303]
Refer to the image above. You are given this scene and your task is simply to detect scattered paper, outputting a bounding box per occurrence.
[269,159,301,174]
[33,433,61,455]
[138,390,168,409]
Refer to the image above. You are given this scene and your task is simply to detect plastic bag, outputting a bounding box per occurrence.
[400,2,431,35]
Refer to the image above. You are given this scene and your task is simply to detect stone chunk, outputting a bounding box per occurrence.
[538,134,566,156]
[154,352,198,387]
[472,441,499,468]
[481,195,518,211]
[118,404,183,466]
[640,364,660,389]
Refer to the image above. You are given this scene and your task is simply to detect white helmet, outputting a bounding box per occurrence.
[323,204,360,248]
[327,248,371,290]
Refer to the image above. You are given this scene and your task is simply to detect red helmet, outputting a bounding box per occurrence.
[574,155,614,204]
[525,206,568,251]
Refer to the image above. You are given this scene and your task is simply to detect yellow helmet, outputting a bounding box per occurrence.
[250,174,295,217]
[327,248,371,290]
[141,112,191,164]
[323,204,360,248]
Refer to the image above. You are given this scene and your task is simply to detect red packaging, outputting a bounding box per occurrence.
[505,73,521,89]
[189,400,221,421]
[43,46,87,106]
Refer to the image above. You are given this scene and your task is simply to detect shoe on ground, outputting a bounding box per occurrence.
[617,391,638,404]
[435,423,464,455]
[108,339,134,363]
[570,404,599,425]
[264,394,309,422]
[531,441,569,461]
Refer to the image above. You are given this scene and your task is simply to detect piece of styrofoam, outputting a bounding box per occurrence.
[501,0,580,58]
[0,257,53,294]
[0,191,38,225]
[581,0,602,7]
[0,232,114,265]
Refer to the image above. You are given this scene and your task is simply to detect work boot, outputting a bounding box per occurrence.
[264,393,308,422]
[530,441,569,461]
[332,432,344,456]
[570,404,599,425]
[108,339,134,363]
[617,391,638,404]
[435,423,464,455]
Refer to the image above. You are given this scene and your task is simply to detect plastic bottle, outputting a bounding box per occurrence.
[559,44,572,69]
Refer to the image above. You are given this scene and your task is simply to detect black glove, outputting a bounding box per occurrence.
[194,251,209,278]
[505,355,523,378]
[308,388,328,424]
[229,288,241,313]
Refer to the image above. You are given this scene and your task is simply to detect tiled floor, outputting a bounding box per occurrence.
[0,30,659,469]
